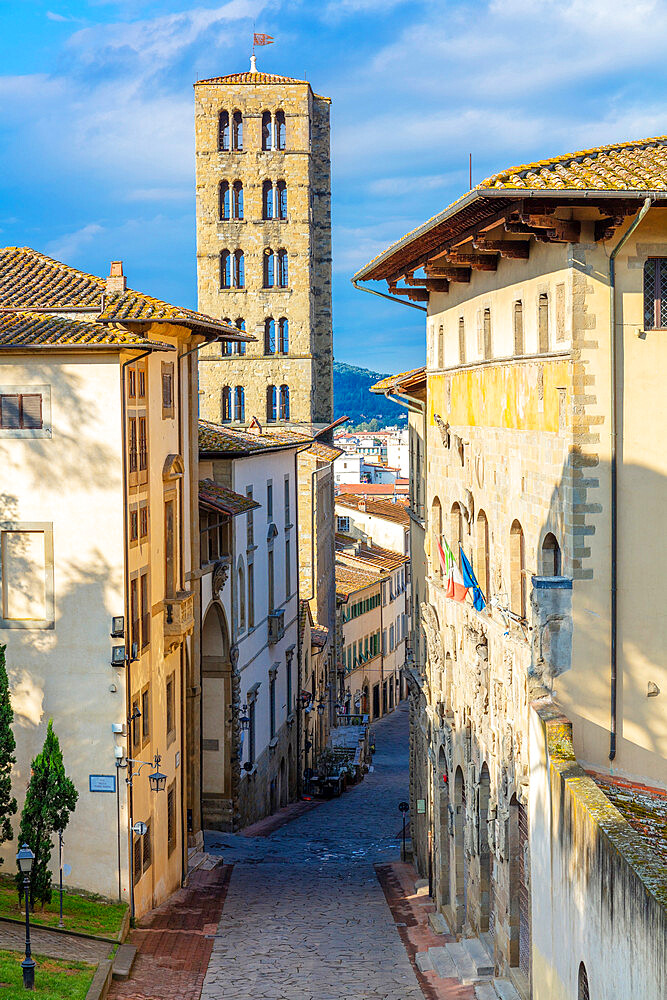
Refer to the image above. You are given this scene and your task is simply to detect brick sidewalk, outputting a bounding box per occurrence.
[376,861,475,1000]
[108,863,232,1000]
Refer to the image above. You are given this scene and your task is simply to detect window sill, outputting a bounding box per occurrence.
[219,287,247,293]
[217,219,246,224]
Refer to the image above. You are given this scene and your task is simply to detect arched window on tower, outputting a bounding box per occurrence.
[279,384,290,421]
[431,497,442,576]
[220,250,231,288]
[510,519,526,618]
[233,250,244,288]
[275,110,286,150]
[232,111,243,151]
[218,110,229,151]
[263,249,275,288]
[437,325,444,368]
[234,386,245,422]
[232,181,243,219]
[265,317,276,354]
[541,532,561,576]
[221,386,232,422]
[219,181,230,220]
[476,510,490,598]
[221,318,232,355]
[267,385,277,422]
[277,248,288,287]
[277,180,287,219]
[278,317,289,353]
[450,502,463,564]
[262,180,274,220]
[538,293,549,353]
[577,963,590,1000]
[235,318,246,356]
[262,111,272,151]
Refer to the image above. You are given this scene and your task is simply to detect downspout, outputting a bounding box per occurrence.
[120,348,152,923]
[352,278,428,313]
[608,197,651,760]
[293,448,303,799]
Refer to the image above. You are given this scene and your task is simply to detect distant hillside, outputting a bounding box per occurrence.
[333,361,406,429]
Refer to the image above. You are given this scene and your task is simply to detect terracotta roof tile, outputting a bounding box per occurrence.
[335,493,410,526]
[370,366,427,394]
[199,478,260,517]
[336,536,408,573]
[310,624,329,648]
[195,71,330,102]
[0,247,252,341]
[335,563,384,597]
[305,441,343,462]
[199,420,312,455]
[0,311,173,352]
[589,770,667,867]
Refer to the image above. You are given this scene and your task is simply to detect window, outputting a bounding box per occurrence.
[538,293,549,352]
[431,496,442,575]
[267,481,273,520]
[268,548,275,612]
[275,110,286,149]
[643,257,667,328]
[221,386,232,422]
[132,695,141,750]
[269,673,276,738]
[476,510,490,599]
[238,563,246,631]
[218,110,229,151]
[263,181,274,220]
[130,579,139,653]
[141,685,150,744]
[138,417,147,471]
[233,250,244,288]
[458,317,465,364]
[248,700,256,765]
[262,111,272,150]
[142,819,152,873]
[166,674,175,743]
[337,515,350,533]
[541,532,561,576]
[577,963,590,1000]
[265,317,276,354]
[232,110,242,150]
[510,520,526,618]
[284,477,290,527]
[513,300,524,355]
[263,248,275,287]
[278,317,289,353]
[246,486,254,546]
[247,559,254,627]
[167,782,176,856]
[437,326,444,368]
[164,498,176,598]
[234,386,245,422]
[277,180,287,219]
[140,572,150,649]
[138,368,145,399]
[450,502,462,566]
[556,283,565,342]
[232,181,243,219]
[267,385,277,422]
[234,317,246,355]
[0,525,53,627]
[161,362,174,418]
[128,369,136,398]
[483,308,492,359]
[130,509,139,543]
[277,248,288,287]
[286,656,292,714]
[0,393,42,430]
[220,250,231,288]
[200,510,229,564]
[279,384,289,420]
[285,537,291,596]
[219,180,230,219]
[133,836,142,885]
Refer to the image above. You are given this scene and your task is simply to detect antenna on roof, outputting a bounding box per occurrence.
[469,153,472,190]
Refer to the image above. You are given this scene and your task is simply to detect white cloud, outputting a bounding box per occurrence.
[45,223,105,262]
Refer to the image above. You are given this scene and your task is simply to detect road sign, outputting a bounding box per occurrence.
[398,801,409,813]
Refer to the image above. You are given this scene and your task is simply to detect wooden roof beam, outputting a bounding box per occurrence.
[472,239,530,259]
[387,284,430,302]
[446,253,498,271]
[424,265,471,282]
[505,219,580,243]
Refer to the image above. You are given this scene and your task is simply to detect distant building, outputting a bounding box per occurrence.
[334,452,400,486]
[336,482,409,499]
[335,494,410,555]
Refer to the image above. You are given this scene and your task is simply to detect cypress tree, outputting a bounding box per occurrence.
[17,720,78,907]
[0,644,17,856]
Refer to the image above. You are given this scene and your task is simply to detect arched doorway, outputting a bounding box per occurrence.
[201,604,233,830]
[452,766,467,932]
[288,744,295,800]
[478,764,491,933]
[279,757,287,807]
[509,793,531,977]
[436,747,450,912]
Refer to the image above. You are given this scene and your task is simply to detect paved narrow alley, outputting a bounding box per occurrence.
[201,702,424,1000]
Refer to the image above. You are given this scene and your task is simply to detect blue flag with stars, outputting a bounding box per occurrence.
[459,546,486,612]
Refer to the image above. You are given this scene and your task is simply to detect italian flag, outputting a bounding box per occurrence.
[437,538,469,602]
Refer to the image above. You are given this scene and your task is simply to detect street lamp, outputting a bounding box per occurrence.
[148,752,167,793]
[239,704,250,731]
[16,843,35,990]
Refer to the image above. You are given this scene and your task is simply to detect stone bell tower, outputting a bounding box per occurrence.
[194,58,333,430]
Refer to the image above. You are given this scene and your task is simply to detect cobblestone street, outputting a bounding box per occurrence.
[202,701,425,1000]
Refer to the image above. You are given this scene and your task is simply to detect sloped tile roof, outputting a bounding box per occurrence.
[199,420,311,455]
[310,624,329,649]
[354,136,667,282]
[370,366,427,394]
[335,493,410,527]
[199,479,260,517]
[0,311,173,351]
[335,563,384,598]
[0,247,251,341]
[195,71,330,102]
[337,539,408,573]
[304,440,343,462]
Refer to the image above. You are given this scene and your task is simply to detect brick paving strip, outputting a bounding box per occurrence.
[0,919,111,965]
[376,861,475,1000]
[107,863,232,1000]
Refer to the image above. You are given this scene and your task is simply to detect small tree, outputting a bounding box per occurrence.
[0,645,17,858]
[16,720,78,907]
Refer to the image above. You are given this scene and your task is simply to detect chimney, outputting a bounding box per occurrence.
[248,416,263,436]
[106,261,126,294]
[358,500,366,511]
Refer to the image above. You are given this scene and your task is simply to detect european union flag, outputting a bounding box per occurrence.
[459,546,486,612]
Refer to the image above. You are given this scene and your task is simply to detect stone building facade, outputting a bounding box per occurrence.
[355,138,667,999]
[194,63,333,431]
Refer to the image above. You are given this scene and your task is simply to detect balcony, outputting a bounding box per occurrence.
[164,591,195,650]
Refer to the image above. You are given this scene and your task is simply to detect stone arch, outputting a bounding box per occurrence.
[279,756,287,807]
[541,530,561,576]
[201,602,234,830]
[509,793,530,977]
[436,746,450,912]
[478,762,491,933]
[431,496,442,575]
[452,765,466,932]
[510,519,525,618]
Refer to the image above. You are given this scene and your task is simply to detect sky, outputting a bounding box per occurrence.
[2,0,667,372]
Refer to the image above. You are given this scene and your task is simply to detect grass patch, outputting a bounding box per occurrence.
[0,875,126,939]
[0,949,94,999]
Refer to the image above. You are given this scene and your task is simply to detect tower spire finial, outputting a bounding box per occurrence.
[250,53,257,73]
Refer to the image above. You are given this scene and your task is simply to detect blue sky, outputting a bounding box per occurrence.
[2,1,667,372]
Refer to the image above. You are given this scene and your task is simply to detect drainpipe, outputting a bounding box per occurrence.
[608,197,651,760]
[352,278,428,313]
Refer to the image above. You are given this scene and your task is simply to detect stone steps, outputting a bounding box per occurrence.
[428,911,450,935]
[428,945,457,979]
[474,979,521,1000]
[112,944,137,981]
[444,941,482,984]
[462,936,495,977]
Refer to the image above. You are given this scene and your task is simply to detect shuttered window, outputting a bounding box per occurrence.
[0,393,42,429]
[142,820,152,872]
[167,783,176,855]
[140,574,150,650]
[644,258,667,328]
